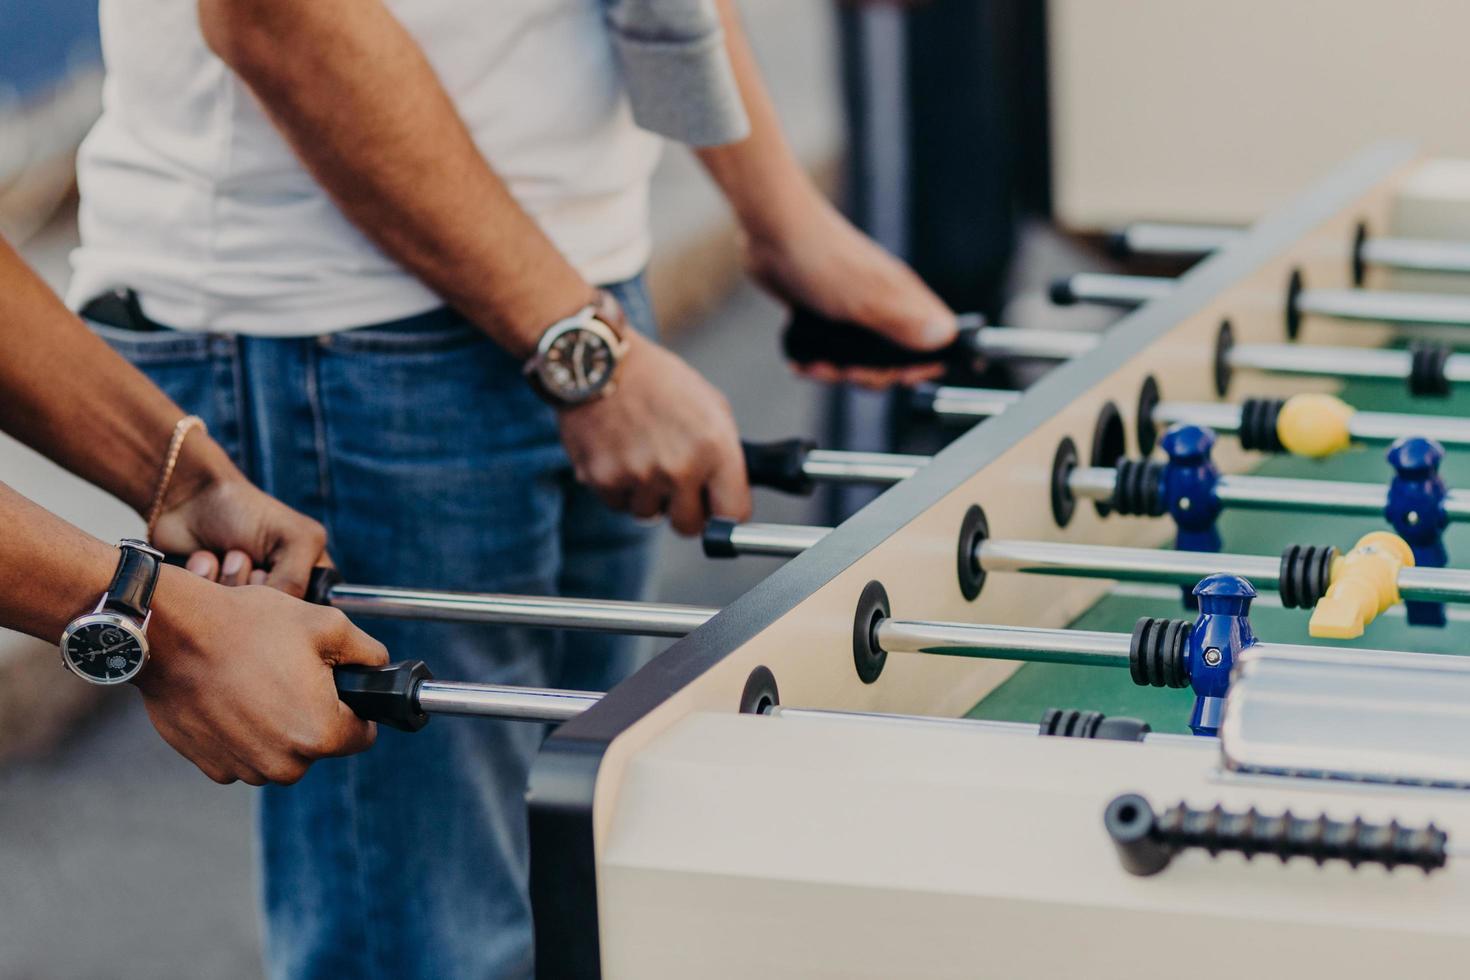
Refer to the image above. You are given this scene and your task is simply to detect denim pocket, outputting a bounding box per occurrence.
[86,320,214,365]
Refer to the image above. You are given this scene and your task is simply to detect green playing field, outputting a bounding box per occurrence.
[968,370,1470,734]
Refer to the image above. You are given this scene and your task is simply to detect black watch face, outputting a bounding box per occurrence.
[64,619,145,683]
[542,326,615,400]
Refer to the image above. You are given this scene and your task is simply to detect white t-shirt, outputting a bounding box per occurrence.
[69,0,664,336]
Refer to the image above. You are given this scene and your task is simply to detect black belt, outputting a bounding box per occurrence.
[79,289,468,335]
[79,289,161,332]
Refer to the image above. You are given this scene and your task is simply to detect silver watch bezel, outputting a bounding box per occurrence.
[526,308,626,405]
[60,603,151,686]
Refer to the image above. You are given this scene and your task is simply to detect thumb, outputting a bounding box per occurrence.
[857,280,956,352]
[320,629,391,756]
[329,623,391,669]
[263,519,330,599]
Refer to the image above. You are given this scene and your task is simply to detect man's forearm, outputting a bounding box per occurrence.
[198,0,590,357]
[0,240,234,514]
[694,0,822,241]
[0,481,119,641]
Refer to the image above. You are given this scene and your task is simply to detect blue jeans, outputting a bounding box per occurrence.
[91,278,657,979]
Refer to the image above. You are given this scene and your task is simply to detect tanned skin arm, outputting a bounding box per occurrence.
[696,0,956,388]
[195,0,753,532]
[196,0,588,356]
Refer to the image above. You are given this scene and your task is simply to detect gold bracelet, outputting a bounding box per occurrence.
[145,415,207,541]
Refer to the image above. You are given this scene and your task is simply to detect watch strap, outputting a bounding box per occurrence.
[104,539,163,620]
[589,289,630,348]
[524,290,631,406]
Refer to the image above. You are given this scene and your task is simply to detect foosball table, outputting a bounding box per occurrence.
[328,143,1470,978]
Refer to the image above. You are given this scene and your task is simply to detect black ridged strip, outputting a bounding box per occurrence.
[1040,708,1102,739]
[1040,708,1151,742]
[1158,800,1446,872]
[1278,544,1337,608]
[1238,398,1285,453]
[1409,342,1452,398]
[1111,459,1166,517]
[1129,617,1191,689]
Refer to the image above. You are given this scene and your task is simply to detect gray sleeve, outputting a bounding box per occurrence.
[604,0,751,147]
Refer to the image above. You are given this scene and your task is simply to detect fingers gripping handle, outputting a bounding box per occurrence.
[308,570,431,731]
[743,438,818,495]
[162,558,413,727]
[163,555,343,606]
[333,660,433,732]
[782,305,979,370]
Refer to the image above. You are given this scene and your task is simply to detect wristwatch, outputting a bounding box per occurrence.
[523,291,631,406]
[60,538,165,685]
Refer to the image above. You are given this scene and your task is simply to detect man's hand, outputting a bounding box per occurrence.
[558,333,751,536]
[745,194,957,389]
[141,565,387,785]
[691,0,956,389]
[148,438,330,596]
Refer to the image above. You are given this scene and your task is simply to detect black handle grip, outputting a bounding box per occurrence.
[742,438,817,495]
[334,660,433,733]
[1105,793,1449,877]
[781,306,978,370]
[1039,708,1150,742]
[703,517,740,558]
[304,566,343,605]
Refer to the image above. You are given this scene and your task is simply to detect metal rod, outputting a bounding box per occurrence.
[802,448,928,484]
[724,522,830,557]
[1118,223,1470,276]
[1150,400,1470,450]
[769,706,1190,744]
[1068,466,1470,520]
[1057,273,1175,308]
[1067,467,1126,502]
[1393,567,1470,604]
[327,585,717,637]
[415,680,603,722]
[875,619,1133,669]
[920,385,1022,420]
[1210,474,1390,516]
[1349,410,1470,446]
[1297,287,1470,328]
[1226,343,1421,383]
[410,682,1190,740]
[1114,222,1243,257]
[1150,401,1243,435]
[972,327,1099,360]
[770,705,1041,734]
[1058,272,1470,328]
[976,539,1281,588]
[1361,237,1470,276]
[979,538,1470,605]
[920,339,1470,400]
[710,525,1470,605]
